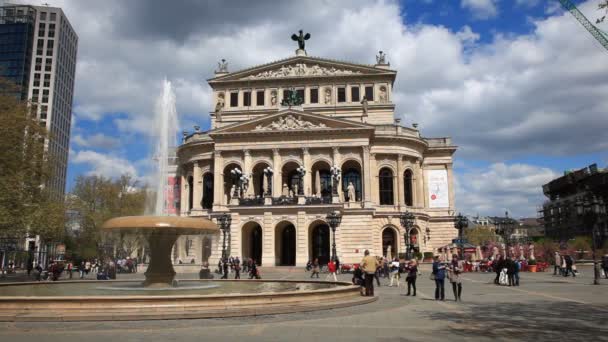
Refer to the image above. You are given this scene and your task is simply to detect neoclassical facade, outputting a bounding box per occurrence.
[172,48,457,267]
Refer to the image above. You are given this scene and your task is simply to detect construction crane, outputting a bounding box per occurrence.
[558,0,608,51]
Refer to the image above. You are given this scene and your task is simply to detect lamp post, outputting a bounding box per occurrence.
[217,213,232,262]
[576,196,605,285]
[454,213,469,260]
[326,210,342,262]
[296,166,306,195]
[496,211,515,258]
[400,211,415,259]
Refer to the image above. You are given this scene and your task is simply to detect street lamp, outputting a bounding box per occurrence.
[217,213,232,261]
[326,210,342,262]
[576,196,605,285]
[400,211,415,259]
[454,213,468,260]
[296,166,306,195]
[496,211,515,258]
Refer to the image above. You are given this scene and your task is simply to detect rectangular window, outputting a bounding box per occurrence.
[46,49,53,56]
[50,12,56,21]
[243,91,251,107]
[337,87,346,103]
[45,65,51,71]
[296,89,305,102]
[351,86,360,102]
[256,90,264,106]
[40,112,47,119]
[37,39,44,48]
[44,74,51,80]
[33,81,40,87]
[34,73,41,79]
[40,12,47,20]
[365,86,374,101]
[33,89,39,95]
[282,89,288,101]
[47,40,54,48]
[230,92,238,107]
[310,88,318,103]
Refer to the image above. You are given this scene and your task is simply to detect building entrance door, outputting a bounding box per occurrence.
[279,224,296,266]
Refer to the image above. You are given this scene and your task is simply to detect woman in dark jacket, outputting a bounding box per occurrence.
[405,260,418,296]
[432,256,446,301]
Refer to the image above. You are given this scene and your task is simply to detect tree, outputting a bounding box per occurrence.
[464,227,498,246]
[67,174,148,259]
[0,79,64,241]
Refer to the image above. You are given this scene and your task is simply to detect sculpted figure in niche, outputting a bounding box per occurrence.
[230,185,237,199]
[347,182,356,202]
[379,86,387,103]
[270,91,278,106]
[215,93,225,121]
[360,96,368,117]
[324,88,332,105]
[282,183,289,197]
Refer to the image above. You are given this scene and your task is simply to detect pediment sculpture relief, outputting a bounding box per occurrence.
[246,63,361,79]
[254,115,328,131]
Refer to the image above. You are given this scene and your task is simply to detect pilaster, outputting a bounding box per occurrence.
[272,148,282,197]
[397,155,405,208]
[362,146,372,206]
[333,147,342,200]
[212,151,224,210]
[244,149,253,197]
[302,147,311,195]
[370,152,378,204]
[192,161,203,212]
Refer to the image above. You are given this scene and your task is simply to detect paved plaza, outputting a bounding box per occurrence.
[0,265,606,342]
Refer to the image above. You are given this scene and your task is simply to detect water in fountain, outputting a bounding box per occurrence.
[151,79,179,216]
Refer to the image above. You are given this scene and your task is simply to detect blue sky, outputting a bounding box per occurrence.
[34,0,607,217]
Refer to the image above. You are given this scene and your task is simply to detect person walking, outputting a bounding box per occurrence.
[493,255,503,285]
[405,260,418,296]
[234,260,241,279]
[601,254,608,279]
[448,255,463,301]
[221,259,229,279]
[513,259,521,286]
[310,258,320,278]
[326,259,337,282]
[361,250,380,296]
[67,261,73,279]
[554,252,562,276]
[432,256,446,301]
[506,257,516,287]
[388,258,400,287]
[564,254,575,277]
[79,261,85,279]
[374,256,382,287]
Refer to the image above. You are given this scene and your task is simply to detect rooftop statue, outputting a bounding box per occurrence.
[291,30,311,50]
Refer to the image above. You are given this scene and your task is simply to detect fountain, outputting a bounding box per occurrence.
[0,81,374,322]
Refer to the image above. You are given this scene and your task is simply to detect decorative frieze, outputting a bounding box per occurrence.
[254,115,328,131]
[247,63,361,79]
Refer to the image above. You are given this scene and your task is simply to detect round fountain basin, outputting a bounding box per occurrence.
[0,280,375,321]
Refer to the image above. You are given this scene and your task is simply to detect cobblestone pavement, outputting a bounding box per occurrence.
[0,265,607,342]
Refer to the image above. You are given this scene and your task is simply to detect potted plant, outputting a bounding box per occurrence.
[423,252,434,262]
[528,258,537,272]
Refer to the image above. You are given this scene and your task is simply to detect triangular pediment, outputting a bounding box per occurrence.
[209,56,395,83]
[210,109,374,136]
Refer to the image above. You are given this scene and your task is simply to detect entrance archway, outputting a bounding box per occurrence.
[275,221,296,266]
[281,161,302,196]
[382,227,398,259]
[242,222,263,265]
[223,163,242,202]
[309,221,330,265]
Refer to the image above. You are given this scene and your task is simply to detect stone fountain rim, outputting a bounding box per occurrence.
[0,279,356,301]
[101,216,218,232]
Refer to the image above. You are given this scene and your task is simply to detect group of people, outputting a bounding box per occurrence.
[352,250,419,297]
[216,256,260,280]
[431,255,464,301]
[491,256,522,286]
[553,252,577,277]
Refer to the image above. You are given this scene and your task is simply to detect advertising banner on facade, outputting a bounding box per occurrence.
[427,169,449,208]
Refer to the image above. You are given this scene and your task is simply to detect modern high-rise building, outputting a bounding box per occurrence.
[0,4,78,197]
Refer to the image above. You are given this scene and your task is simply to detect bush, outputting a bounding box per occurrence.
[413,252,423,260]
[423,252,434,260]
[528,259,537,265]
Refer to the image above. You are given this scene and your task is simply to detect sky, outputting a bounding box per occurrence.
[5,0,608,218]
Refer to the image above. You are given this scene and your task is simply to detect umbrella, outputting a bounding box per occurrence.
[476,246,483,261]
[315,170,321,196]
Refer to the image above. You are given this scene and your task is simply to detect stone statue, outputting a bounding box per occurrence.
[230,185,237,199]
[324,88,332,104]
[360,96,368,117]
[215,93,225,121]
[528,243,535,260]
[217,59,228,73]
[282,183,289,197]
[376,50,387,65]
[491,246,499,260]
[289,189,294,198]
[293,183,298,196]
[386,245,392,260]
[347,182,356,202]
[291,30,311,50]
[270,91,278,106]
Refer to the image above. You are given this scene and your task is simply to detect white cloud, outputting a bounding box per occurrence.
[456,163,559,217]
[461,0,499,20]
[72,133,120,149]
[71,150,137,179]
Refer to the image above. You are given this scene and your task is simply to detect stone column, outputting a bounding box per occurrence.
[332,147,342,201]
[397,155,405,208]
[302,147,311,196]
[180,169,188,216]
[213,151,224,210]
[192,161,203,213]
[370,153,378,204]
[362,146,372,207]
[272,148,282,197]
[243,149,252,197]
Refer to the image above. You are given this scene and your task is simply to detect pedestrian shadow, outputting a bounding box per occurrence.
[423,301,607,340]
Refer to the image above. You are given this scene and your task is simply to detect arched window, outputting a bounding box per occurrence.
[288,170,302,195]
[379,168,394,205]
[342,167,361,202]
[202,173,214,209]
[404,169,413,206]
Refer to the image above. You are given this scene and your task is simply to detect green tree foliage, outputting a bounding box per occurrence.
[0,79,65,241]
[464,227,498,246]
[68,174,147,258]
